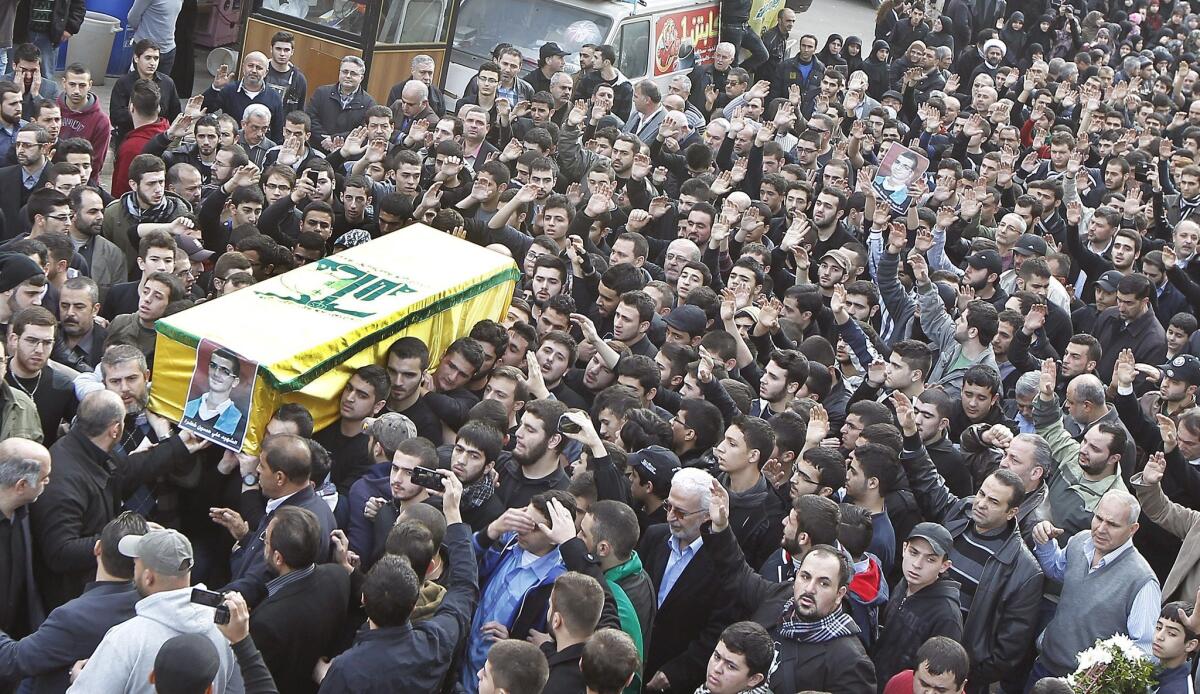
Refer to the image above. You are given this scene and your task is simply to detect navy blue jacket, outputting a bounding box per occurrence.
[0,580,138,693]
[201,82,285,143]
[317,522,478,693]
[224,486,335,606]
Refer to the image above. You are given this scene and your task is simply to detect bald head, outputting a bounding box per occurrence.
[663,95,686,113]
[0,437,51,505]
[76,390,126,441]
[241,52,269,90]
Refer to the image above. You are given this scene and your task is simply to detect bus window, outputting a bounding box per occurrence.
[615,20,649,79]
[378,0,450,44]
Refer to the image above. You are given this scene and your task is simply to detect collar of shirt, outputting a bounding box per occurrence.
[667,533,704,557]
[239,84,264,99]
[196,392,235,420]
[266,488,300,515]
[22,162,45,186]
[266,562,315,597]
[509,542,564,579]
[1082,533,1134,570]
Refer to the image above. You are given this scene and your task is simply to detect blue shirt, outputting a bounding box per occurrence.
[1034,534,1161,655]
[0,120,24,163]
[657,534,704,607]
[461,538,563,694]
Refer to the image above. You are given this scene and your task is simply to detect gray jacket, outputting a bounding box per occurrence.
[916,279,998,398]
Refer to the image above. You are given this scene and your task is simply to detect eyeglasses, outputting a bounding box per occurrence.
[45,213,73,222]
[209,361,236,377]
[792,469,818,487]
[663,501,705,518]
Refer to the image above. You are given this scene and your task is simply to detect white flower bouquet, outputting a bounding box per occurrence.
[1067,635,1156,694]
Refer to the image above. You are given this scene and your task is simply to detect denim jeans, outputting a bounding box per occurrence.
[29,31,57,77]
[720,21,769,72]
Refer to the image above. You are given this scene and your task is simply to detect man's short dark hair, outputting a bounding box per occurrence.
[581,629,639,694]
[678,398,723,451]
[388,335,430,371]
[487,640,550,693]
[963,364,1002,397]
[384,518,438,579]
[915,636,971,687]
[965,300,999,344]
[804,447,848,491]
[718,621,777,679]
[837,503,874,558]
[99,511,150,579]
[353,364,391,404]
[362,554,421,627]
[268,506,321,568]
[272,403,314,438]
[795,493,841,546]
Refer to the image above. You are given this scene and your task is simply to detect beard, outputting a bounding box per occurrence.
[514,437,549,468]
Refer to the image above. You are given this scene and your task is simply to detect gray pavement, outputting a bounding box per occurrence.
[797,0,879,45]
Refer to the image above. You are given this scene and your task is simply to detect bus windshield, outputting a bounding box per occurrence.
[453,0,614,72]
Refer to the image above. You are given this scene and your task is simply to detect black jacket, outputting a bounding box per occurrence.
[13,0,84,46]
[29,428,189,609]
[0,164,48,241]
[108,71,182,144]
[305,85,376,150]
[249,564,350,694]
[708,524,877,694]
[542,642,587,694]
[224,486,336,606]
[318,522,478,692]
[638,524,729,693]
[0,580,137,693]
[898,432,1045,689]
[871,577,964,689]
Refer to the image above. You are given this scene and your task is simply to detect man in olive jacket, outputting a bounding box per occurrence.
[892,391,1044,694]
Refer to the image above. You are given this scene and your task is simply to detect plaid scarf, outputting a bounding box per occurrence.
[462,474,496,509]
[775,603,859,643]
[121,191,175,224]
[694,682,773,694]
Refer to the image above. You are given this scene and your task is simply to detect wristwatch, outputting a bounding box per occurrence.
[242,473,259,487]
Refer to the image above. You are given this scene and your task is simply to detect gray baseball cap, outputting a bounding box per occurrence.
[118,529,194,576]
[368,413,417,453]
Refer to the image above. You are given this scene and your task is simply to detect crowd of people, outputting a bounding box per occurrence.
[2,0,1200,691]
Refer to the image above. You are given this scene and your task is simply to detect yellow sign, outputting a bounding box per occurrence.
[149,226,519,453]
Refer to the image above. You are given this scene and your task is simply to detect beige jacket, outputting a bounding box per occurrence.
[1132,472,1200,603]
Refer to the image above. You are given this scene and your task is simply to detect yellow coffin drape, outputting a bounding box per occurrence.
[148,225,519,453]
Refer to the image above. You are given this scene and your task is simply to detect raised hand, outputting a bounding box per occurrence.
[805,404,829,446]
[1032,520,1064,545]
[1023,303,1047,334]
[1158,414,1178,453]
[830,283,850,323]
[708,479,730,532]
[1038,358,1057,400]
[908,250,930,286]
[1142,451,1167,486]
[890,390,918,437]
[1114,349,1137,389]
[537,497,578,545]
[213,64,232,90]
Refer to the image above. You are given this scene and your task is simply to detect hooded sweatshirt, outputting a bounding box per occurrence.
[1000,12,1028,65]
[871,576,964,691]
[57,93,111,175]
[847,553,890,651]
[864,40,892,100]
[66,585,244,693]
[721,473,776,569]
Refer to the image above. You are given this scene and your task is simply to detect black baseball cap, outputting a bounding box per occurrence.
[1161,355,1200,387]
[1096,270,1125,293]
[1013,233,1048,257]
[965,250,1003,277]
[628,446,681,496]
[664,305,707,337]
[908,522,954,557]
[540,42,569,60]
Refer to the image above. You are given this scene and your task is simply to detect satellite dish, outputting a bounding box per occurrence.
[207,47,240,77]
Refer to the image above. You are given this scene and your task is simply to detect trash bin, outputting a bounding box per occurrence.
[64,12,122,85]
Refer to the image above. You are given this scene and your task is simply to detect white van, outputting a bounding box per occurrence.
[443,0,723,106]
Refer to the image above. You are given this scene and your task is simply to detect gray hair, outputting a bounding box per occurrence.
[1013,433,1053,475]
[403,80,428,101]
[935,46,953,60]
[715,42,735,57]
[1101,489,1141,525]
[62,275,99,305]
[242,103,271,123]
[551,71,573,87]
[1015,371,1040,400]
[100,344,148,380]
[411,54,435,70]
[671,467,715,511]
[75,390,126,438]
[0,440,43,488]
[667,238,701,261]
[1070,374,1106,408]
[341,56,366,72]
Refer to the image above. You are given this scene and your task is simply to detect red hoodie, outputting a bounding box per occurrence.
[112,118,168,197]
[57,93,112,179]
